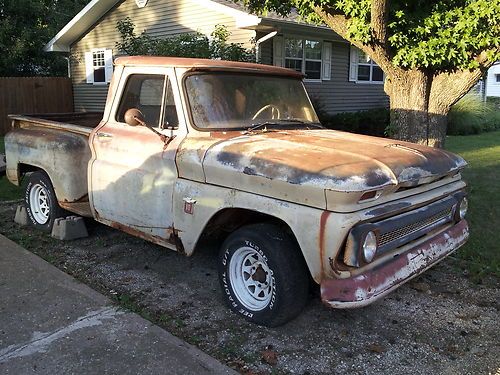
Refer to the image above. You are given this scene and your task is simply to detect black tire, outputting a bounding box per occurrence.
[24,171,65,232]
[218,223,310,327]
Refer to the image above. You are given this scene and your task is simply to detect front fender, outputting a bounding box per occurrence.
[172,179,328,282]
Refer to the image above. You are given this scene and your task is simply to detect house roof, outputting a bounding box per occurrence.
[44,0,336,53]
[45,0,121,52]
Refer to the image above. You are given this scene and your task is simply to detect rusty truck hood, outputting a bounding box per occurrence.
[202,129,466,209]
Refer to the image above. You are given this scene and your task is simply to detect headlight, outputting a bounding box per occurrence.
[458,197,468,220]
[362,231,378,263]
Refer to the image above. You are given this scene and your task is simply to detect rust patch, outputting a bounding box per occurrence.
[114,56,304,78]
[321,220,469,307]
[206,129,467,193]
[169,228,185,254]
[109,221,174,249]
[318,211,331,277]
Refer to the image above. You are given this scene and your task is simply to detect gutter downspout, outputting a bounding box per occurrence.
[63,56,71,78]
[255,31,277,63]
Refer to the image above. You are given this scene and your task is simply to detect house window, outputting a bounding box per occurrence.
[349,46,384,83]
[92,50,106,83]
[85,49,113,85]
[285,38,322,80]
[496,74,500,83]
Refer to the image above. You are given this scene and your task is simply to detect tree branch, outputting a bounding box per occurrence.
[371,0,388,46]
[314,5,399,77]
[429,50,499,113]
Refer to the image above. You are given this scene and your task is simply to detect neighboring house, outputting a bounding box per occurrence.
[485,62,500,98]
[44,0,388,114]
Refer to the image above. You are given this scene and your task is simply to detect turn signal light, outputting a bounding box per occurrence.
[359,190,381,202]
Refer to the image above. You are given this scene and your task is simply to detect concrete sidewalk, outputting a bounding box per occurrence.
[0,235,237,375]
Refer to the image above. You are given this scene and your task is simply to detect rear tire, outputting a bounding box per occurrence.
[24,171,65,232]
[218,223,309,327]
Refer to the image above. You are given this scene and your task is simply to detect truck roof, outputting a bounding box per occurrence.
[114,56,304,78]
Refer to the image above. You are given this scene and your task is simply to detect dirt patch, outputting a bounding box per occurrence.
[1,202,499,375]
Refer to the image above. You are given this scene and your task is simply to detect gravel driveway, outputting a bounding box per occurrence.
[1,201,498,375]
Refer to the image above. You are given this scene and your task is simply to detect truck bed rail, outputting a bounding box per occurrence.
[8,112,102,136]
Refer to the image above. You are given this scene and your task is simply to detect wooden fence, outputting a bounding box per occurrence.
[0,77,73,136]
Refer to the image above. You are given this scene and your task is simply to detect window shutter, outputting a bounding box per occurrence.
[321,42,332,80]
[104,49,114,83]
[273,36,284,67]
[349,45,358,82]
[85,52,94,84]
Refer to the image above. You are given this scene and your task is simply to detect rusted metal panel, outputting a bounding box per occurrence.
[4,125,91,203]
[201,129,466,210]
[321,220,469,307]
[172,178,327,280]
[8,114,98,136]
[88,65,189,248]
[115,56,304,78]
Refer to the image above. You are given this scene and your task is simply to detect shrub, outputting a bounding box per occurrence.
[311,98,390,137]
[447,95,500,135]
[116,18,253,62]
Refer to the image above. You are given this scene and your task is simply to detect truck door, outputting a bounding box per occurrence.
[89,67,186,248]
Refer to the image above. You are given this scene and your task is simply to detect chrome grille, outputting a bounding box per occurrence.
[378,207,452,247]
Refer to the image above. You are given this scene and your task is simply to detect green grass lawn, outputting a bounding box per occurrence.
[0,136,22,201]
[1,131,498,278]
[446,130,500,278]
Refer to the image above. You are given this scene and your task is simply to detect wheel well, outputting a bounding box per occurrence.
[198,207,317,288]
[19,163,42,182]
[201,208,292,241]
[198,208,308,263]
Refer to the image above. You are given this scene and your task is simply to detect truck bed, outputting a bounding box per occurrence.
[5,112,101,218]
[8,112,103,136]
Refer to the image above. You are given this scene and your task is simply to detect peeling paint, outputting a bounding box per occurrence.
[321,220,469,308]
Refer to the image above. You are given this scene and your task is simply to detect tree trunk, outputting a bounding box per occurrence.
[315,8,494,149]
[386,70,443,146]
[385,67,486,148]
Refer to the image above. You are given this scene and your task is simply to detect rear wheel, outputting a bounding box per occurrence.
[218,223,309,327]
[24,171,65,232]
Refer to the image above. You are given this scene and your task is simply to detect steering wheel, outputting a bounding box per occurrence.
[252,104,281,120]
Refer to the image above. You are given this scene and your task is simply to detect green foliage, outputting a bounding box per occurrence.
[311,98,389,136]
[447,95,500,135]
[116,18,254,62]
[241,0,500,72]
[446,131,500,278]
[0,0,88,76]
[0,137,22,201]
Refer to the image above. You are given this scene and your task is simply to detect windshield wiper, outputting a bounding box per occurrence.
[246,119,324,133]
[246,121,278,133]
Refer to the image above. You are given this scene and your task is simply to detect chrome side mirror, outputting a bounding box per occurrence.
[124,108,146,127]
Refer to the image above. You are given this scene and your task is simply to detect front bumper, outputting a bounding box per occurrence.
[321,219,469,308]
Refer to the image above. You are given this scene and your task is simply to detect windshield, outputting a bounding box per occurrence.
[185,73,319,129]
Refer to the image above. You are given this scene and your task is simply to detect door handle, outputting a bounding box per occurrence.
[96,132,113,139]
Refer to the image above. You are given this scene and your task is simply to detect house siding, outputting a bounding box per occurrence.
[70,0,256,112]
[486,64,500,98]
[306,42,388,113]
[258,35,388,114]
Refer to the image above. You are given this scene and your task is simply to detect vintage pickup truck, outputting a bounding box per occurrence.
[4,56,469,326]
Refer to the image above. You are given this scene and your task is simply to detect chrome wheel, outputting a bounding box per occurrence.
[229,246,274,311]
[29,183,50,224]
